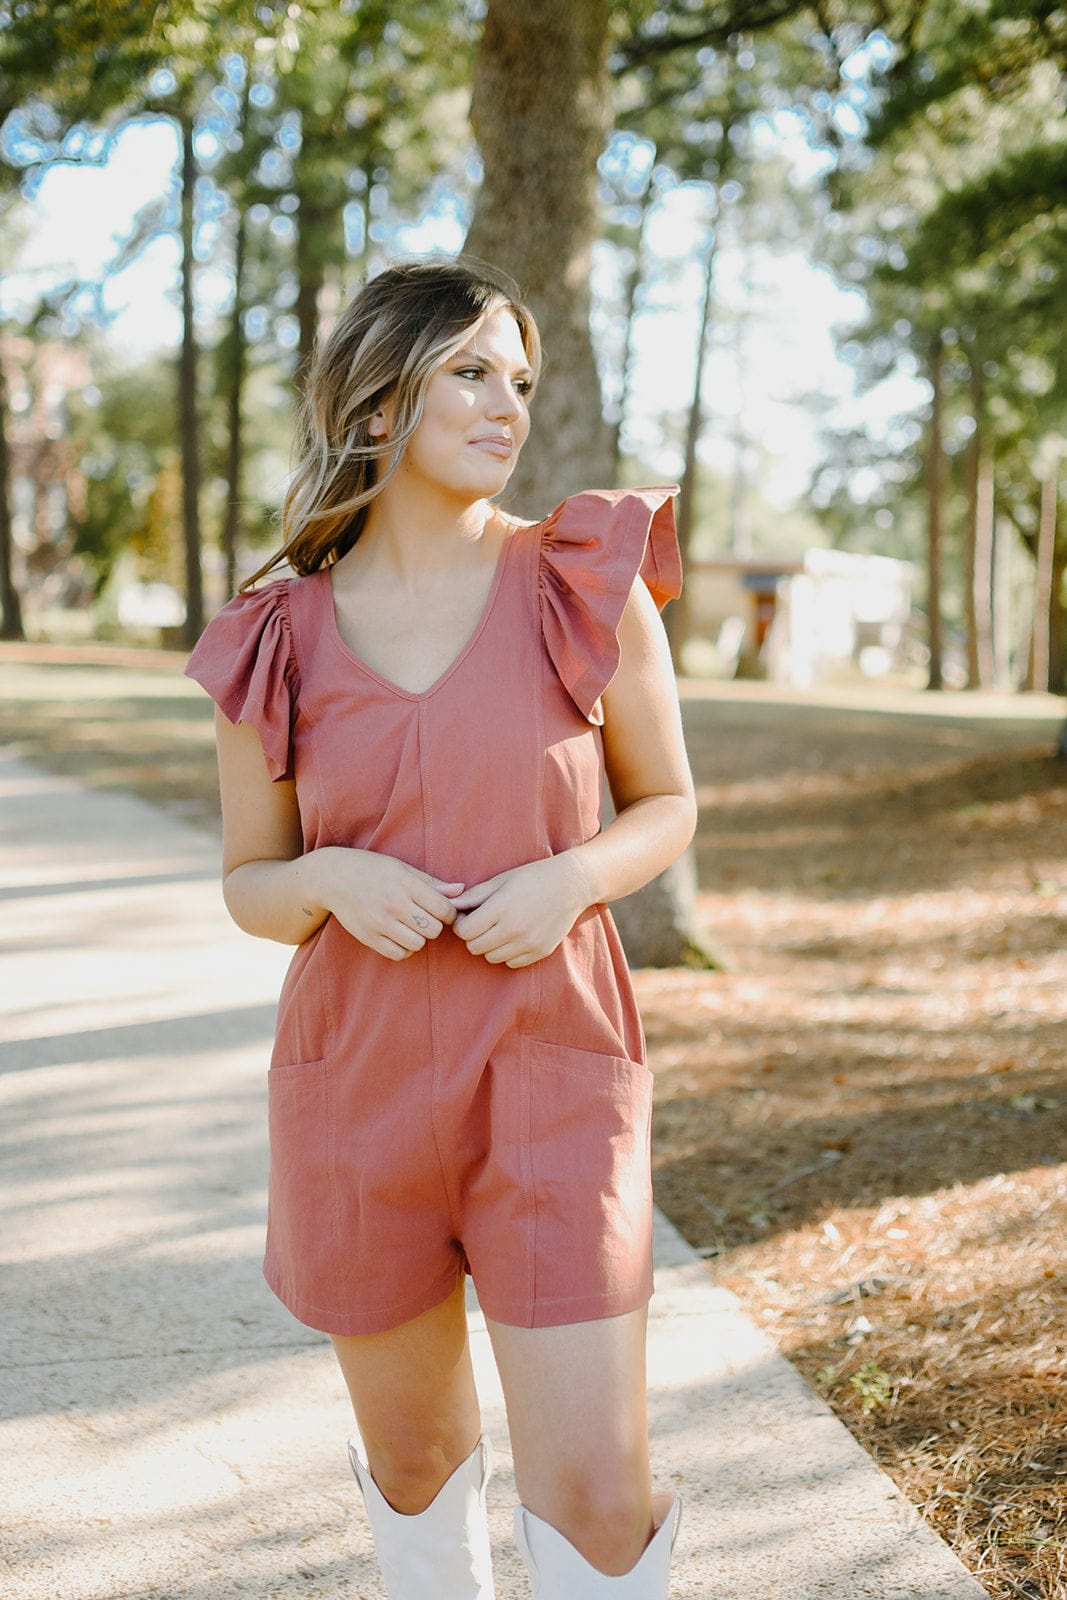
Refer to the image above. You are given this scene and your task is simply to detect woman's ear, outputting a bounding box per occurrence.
[367,411,388,440]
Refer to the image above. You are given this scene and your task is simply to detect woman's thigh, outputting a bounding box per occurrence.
[331,1277,482,1511]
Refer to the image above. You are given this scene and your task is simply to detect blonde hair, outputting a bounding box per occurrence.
[243,257,541,588]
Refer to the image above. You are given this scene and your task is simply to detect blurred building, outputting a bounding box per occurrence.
[685,548,916,685]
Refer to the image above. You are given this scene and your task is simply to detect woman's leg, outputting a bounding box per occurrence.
[331,1276,482,1512]
[486,1307,656,1576]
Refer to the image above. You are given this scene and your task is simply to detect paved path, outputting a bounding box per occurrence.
[0,749,988,1599]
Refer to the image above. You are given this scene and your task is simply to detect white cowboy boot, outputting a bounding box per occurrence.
[514,1494,682,1598]
[348,1434,496,1599]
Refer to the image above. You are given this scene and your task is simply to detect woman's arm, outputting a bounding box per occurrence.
[451,578,696,966]
[214,710,462,957]
[570,573,697,903]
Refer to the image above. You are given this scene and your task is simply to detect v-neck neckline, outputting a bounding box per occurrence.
[321,527,518,701]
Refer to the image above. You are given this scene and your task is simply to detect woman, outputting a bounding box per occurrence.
[186,257,696,1599]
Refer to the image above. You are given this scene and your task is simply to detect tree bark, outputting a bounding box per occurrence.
[221,191,248,600]
[295,184,328,390]
[0,339,24,640]
[609,178,655,481]
[925,332,945,691]
[1028,472,1056,692]
[602,788,719,969]
[178,110,205,647]
[1050,542,1065,695]
[973,445,995,684]
[991,512,1014,689]
[609,846,716,970]
[669,222,716,672]
[964,362,994,688]
[218,66,254,600]
[465,0,613,515]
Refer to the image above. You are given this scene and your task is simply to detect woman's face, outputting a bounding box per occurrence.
[378,306,534,501]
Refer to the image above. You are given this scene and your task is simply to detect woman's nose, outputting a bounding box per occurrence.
[486,377,523,420]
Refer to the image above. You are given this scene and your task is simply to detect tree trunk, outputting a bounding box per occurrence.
[991,512,1014,689]
[609,178,655,481]
[669,222,716,673]
[602,788,719,970]
[976,446,995,684]
[464,0,613,515]
[1028,472,1056,692]
[178,111,204,648]
[1050,542,1065,695]
[294,133,353,388]
[0,339,24,640]
[221,194,248,600]
[964,363,994,688]
[925,332,945,691]
[295,189,327,389]
[727,320,749,562]
[219,65,253,600]
[609,845,717,970]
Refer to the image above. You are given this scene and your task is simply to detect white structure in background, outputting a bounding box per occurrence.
[115,580,186,631]
[763,548,916,687]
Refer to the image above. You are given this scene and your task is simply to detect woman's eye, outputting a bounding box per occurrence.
[453,366,532,397]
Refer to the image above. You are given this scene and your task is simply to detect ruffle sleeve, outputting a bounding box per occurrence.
[184,581,300,781]
[538,485,681,724]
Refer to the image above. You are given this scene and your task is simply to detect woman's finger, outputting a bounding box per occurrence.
[453,910,500,945]
[483,940,530,965]
[411,888,458,927]
[448,875,501,913]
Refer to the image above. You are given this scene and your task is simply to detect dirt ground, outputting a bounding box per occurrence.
[1,647,1065,1598]
[641,683,1067,1600]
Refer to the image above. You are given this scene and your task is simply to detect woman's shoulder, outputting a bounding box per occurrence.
[536,484,678,533]
[184,575,306,780]
[185,574,303,703]
[534,486,681,723]
[198,566,330,638]
[535,485,681,605]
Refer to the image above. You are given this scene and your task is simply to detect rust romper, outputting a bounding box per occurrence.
[186,486,681,1336]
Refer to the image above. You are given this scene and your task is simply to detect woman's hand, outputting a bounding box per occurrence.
[307,847,464,962]
[450,854,591,968]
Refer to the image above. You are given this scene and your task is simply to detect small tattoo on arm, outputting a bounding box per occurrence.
[301,905,315,919]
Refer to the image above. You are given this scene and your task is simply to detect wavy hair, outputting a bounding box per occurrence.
[242,257,541,588]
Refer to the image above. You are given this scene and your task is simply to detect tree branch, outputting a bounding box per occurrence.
[613,0,809,69]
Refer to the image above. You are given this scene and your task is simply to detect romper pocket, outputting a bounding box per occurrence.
[523,1038,653,1268]
[264,1058,340,1319]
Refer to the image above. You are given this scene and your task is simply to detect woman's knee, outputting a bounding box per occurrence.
[360,1424,478,1515]
[535,1454,653,1575]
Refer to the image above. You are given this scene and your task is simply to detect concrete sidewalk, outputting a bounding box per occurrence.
[0,748,988,1600]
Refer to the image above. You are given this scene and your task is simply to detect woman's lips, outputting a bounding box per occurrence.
[469,437,513,458]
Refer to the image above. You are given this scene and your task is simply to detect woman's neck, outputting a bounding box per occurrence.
[356,480,497,581]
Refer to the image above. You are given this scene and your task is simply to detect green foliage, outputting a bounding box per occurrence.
[848,1361,896,1413]
[66,358,179,591]
[818,1358,898,1413]
[2,0,1065,652]
[807,0,1067,675]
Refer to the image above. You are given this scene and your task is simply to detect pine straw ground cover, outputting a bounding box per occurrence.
[638,684,1067,1600]
[1,649,1065,1596]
